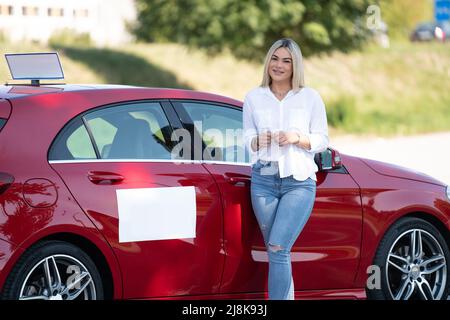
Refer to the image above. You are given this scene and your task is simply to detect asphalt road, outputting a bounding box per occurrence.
[331,131,450,186]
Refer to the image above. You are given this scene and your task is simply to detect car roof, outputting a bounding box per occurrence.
[416,22,434,29]
[0,84,242,106]
[0,84,129,99]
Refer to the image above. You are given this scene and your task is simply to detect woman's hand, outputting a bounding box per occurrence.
[251,131,272,151]
[273,131,300,146]
[274,131,312,150]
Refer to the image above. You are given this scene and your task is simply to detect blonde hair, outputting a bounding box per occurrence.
[261,38,305,92]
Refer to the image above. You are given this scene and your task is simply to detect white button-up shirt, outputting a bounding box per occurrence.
[243,86,329,181]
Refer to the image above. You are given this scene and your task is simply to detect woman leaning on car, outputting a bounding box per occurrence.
[243,38,329,300]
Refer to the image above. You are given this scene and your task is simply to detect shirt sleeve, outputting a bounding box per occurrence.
[305,92,329,154]
[243,94,258,162]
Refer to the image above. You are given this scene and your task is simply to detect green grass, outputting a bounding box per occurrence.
[309,42,450,136]
[1,39,449,136]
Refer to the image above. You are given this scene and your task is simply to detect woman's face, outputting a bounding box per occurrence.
[268,47,293,84]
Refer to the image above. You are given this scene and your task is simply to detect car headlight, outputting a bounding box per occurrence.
[447,185,450,201]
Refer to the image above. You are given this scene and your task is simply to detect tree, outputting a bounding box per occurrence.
[133,0,371,61]
[378,0,433,39]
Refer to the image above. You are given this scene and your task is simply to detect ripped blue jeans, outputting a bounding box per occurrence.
[250,160,316,300]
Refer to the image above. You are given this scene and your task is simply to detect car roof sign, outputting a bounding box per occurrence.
[5,52,64,85]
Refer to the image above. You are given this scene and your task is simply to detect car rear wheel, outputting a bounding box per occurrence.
[1,240,103,300]
[367,217,449,300]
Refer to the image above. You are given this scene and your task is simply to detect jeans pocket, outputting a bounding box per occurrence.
[252,160,264,171]
[252,160,272,171]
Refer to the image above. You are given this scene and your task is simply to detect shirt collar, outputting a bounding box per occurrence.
[262,86,295,102]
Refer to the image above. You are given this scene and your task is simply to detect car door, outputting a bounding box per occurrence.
[172,100,362,295]
[48,100,224,298]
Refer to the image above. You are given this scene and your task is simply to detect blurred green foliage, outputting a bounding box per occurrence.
[48,29,92,47]
[327,95,356,128]
[0,31,7,44]
[379,0,434,39]
[50,45,191,89]
[133,0,371,61]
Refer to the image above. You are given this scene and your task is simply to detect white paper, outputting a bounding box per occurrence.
[116,186,196,243]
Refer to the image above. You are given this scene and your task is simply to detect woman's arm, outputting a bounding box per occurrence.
[244,94,272,153]
[294,133,311,150]
[243,95,258,153]
[301,92,329,153]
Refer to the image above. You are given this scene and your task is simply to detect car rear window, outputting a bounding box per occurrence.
[0,100,11,132]
[48,117,97,160]
[84,102,174,160]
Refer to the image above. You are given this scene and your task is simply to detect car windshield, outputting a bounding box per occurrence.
[417,22,435,31]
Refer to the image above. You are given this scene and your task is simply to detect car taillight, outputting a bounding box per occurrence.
[0,172,14,195]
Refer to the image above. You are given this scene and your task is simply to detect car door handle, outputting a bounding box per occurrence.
[88,171,124,185]
[224,173,250,186]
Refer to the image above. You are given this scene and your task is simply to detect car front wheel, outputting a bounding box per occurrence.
[1,240,103,300]
[367,217,449,300]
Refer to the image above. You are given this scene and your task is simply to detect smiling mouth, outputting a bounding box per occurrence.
[272,70,284,75]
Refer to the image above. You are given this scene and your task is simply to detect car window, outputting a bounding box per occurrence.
[182,102,249,163]
[0,119,6,132]
[84,102,174,160]
[417,22,435,31]
[48,118,96,160]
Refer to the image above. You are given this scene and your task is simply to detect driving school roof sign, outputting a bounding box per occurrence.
[4,52,64,86]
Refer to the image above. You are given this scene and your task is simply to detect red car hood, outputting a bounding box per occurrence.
[360,158,446,187]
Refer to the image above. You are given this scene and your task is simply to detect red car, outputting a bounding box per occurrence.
[0,84,449,300]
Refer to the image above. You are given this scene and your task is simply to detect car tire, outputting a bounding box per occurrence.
[367,217,450,300]
[1,240,103,300]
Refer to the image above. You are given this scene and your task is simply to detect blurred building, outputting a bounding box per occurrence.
[0,0,137,45]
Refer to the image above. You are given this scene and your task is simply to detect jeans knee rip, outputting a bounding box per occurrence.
[268,243,283,252]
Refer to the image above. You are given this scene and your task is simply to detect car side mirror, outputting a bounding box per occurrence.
[315,148,342,171]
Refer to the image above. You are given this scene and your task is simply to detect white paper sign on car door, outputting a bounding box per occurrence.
[116,186,196,243]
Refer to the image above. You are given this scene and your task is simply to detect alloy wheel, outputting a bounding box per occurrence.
[386,229,447,300]
[19,254,96,300]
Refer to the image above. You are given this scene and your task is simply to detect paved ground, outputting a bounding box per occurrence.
[330,131,450,186]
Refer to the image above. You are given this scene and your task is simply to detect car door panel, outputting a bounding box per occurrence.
[51,161,224,298]
[49,100,224,298]
[206,165,362,293]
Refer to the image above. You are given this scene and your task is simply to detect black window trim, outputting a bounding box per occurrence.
[47,97,350,174]
[81,116,100,159]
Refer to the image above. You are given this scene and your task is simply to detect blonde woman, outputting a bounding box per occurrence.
[243,38,329,300]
